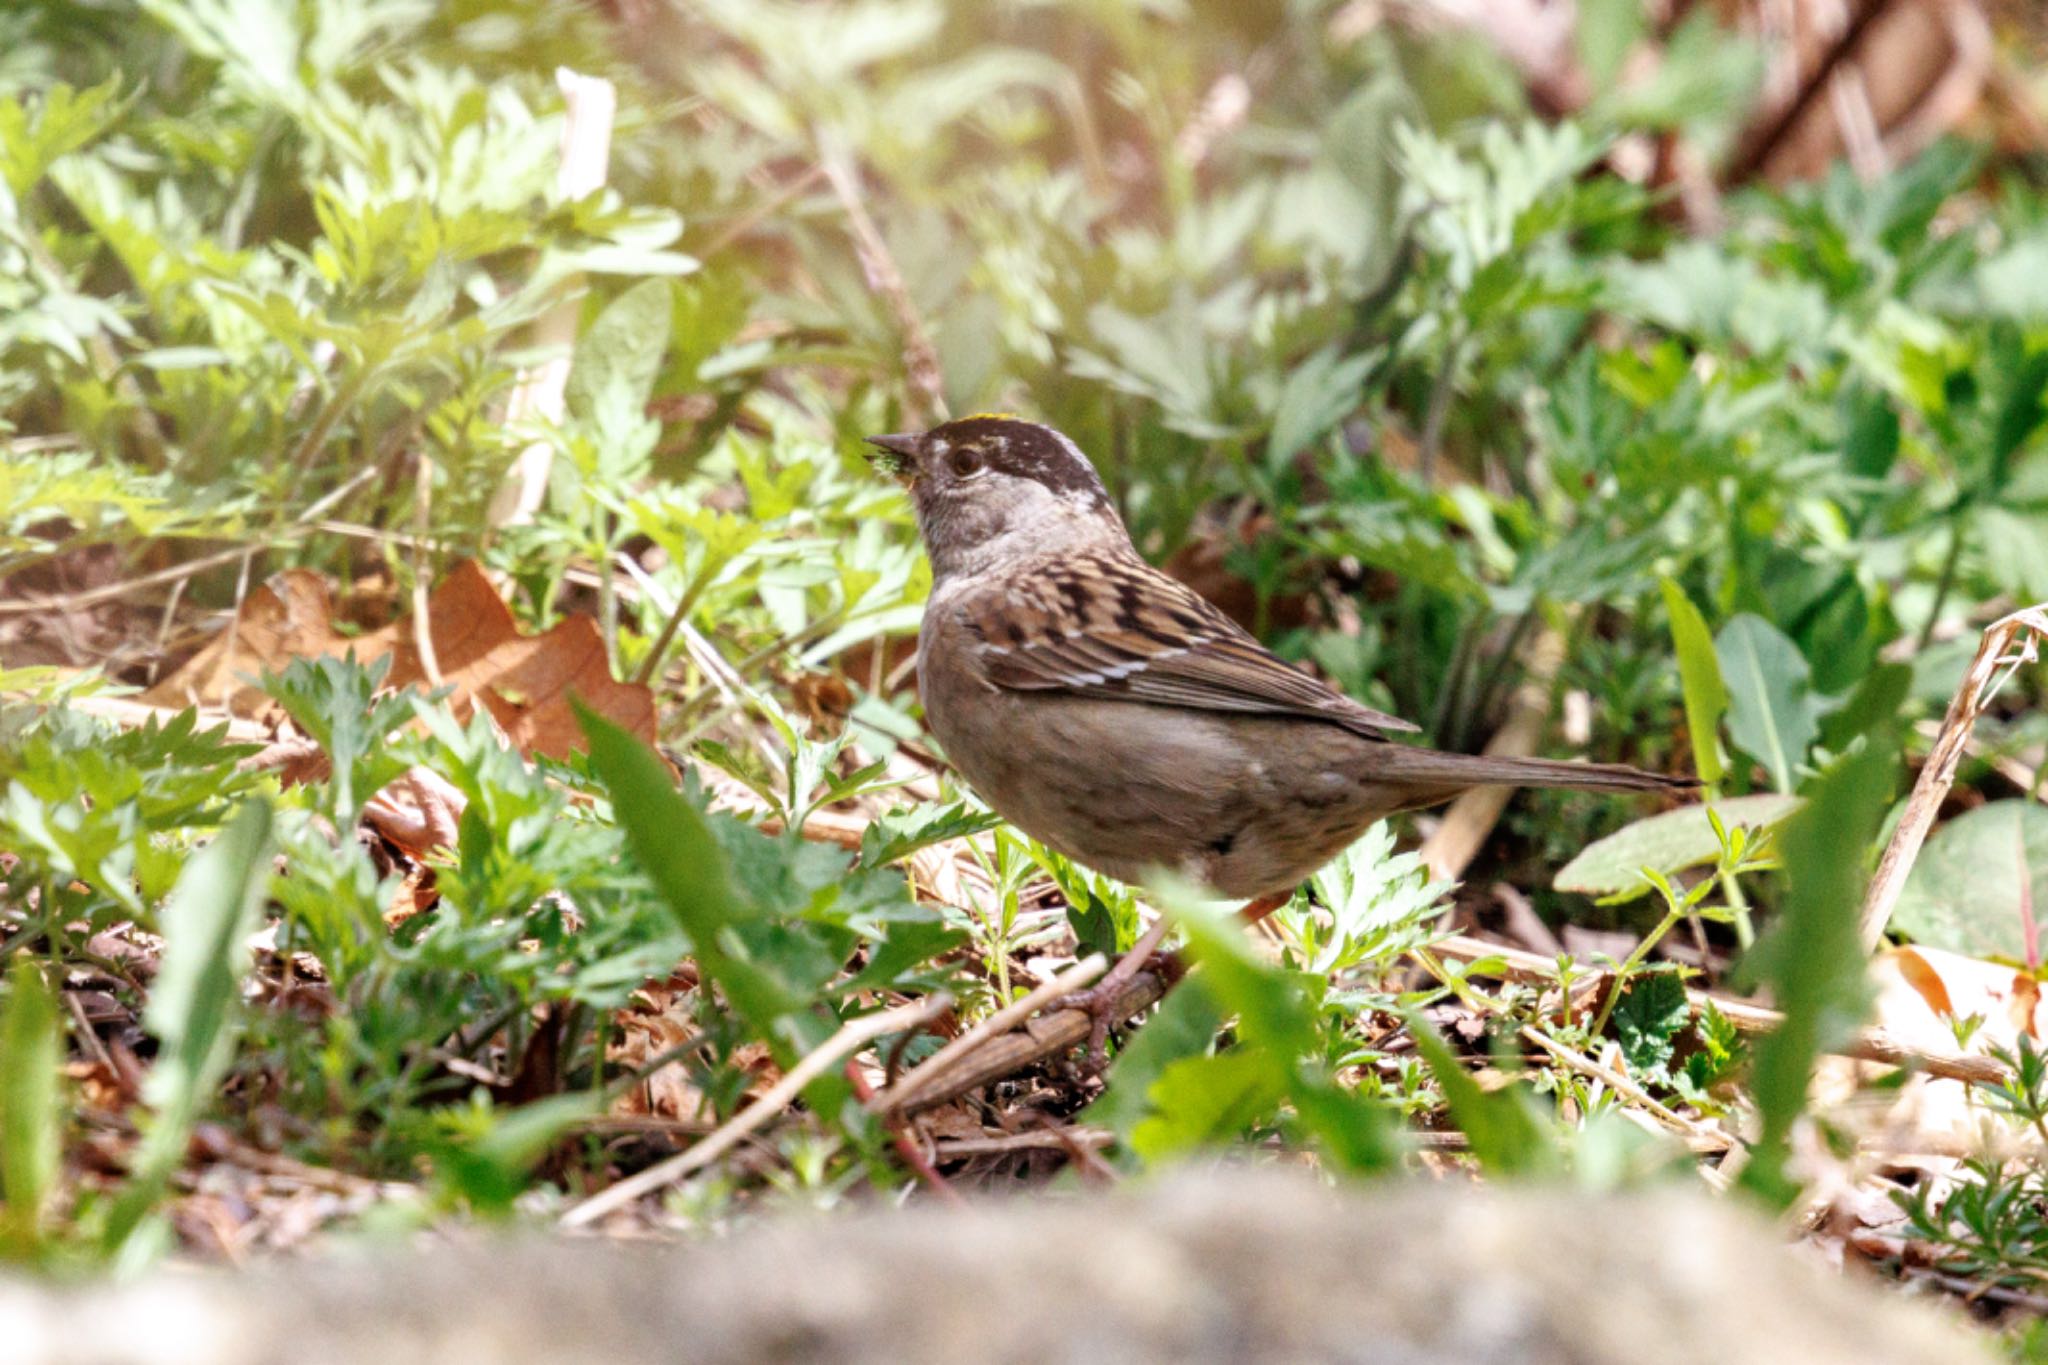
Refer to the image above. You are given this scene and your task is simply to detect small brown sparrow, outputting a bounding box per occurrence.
[869,413,1693,910]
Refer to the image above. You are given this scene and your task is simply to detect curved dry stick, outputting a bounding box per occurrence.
[873,971,1169,1119]
[1859,604,2048,951]
[561,993,952,1228]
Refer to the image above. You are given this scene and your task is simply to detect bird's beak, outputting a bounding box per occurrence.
[864,432,920,482]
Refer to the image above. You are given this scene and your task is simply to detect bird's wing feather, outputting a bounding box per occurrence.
[957,553,1419,737]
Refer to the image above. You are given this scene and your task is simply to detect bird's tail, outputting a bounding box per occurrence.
[1373,746,1699,796]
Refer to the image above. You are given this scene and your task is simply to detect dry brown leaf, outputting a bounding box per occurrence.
[144,559,656,758]
[363,767,467,860]
[1873,944,2046,1052]
[1888,946,1958,1021]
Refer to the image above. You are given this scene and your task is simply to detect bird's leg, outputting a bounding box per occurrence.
[1236,890,1292,925]
[1059,889,1295,1070]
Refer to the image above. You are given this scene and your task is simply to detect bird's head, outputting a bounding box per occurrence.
[866,415,1125,578]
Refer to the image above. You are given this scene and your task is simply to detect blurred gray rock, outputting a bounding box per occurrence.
[0,1171,1988,1364]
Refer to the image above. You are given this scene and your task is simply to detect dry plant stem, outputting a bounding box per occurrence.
[1520,1026,1731,1151]
[1859,603,2048,950]
[698,163,827,260]
[411,449,444,687]
[1726,0,1900,184]
[868,955,1107,1116]
[881,972,1170,1120]
[931,1127,1114,1159]
[816,131,948,427]
[1430,932,2009,1086]
[487,68,615,532]
[560,993,952,1228]
[841,1058,964,1207]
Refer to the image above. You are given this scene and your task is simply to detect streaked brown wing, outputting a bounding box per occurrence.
[959,553,1418,737]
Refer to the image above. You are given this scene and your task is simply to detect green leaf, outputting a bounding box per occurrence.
[1556,793,1803,901]
[1818,662,1911,751]
[1739,742,1894,1207]
[1408,1013,1560,1178]
[857,802,1002,869]
[576,705,802,1038]
[1083,982,1226,1145]
[1128,1049,1285,1162]
[1660,578,1728,786]
[1989,346,2048,487]
[261,655,414,823]
[1891,801,2048,962]
[1611,969,1692,1074]
[1575,0,1646,89]
[103,798,273,1256]
[567,278,676,418]
[0,959,62,1260]
[1683,1001,1747,1093]
[1715,614,1822,792]
[432,1092,602,1216]
[1267,346,1374,468]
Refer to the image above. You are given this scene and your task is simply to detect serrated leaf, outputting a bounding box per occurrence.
[857,802,1003,869]
[1556,793,1803,900]
[1267,346,1374,467]
[1611,969,1691,1073]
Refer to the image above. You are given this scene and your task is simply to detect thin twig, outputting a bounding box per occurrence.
[0,463,378,616]
[868,955,1106,1117]
[411,447,444,688]
[1725,0,1901,184]
[929,1127,1115,1159]
[1861,604,2048,949]
[1432,932,2011,1086]
[816,129,948,427]
[874,970,1169,1119]
[1521,1026,1731,1151]
[842,1058,964,1206]
[560,993,951,1228]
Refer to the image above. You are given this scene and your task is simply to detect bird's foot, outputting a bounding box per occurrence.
[1057,891,1294,1072]
[1058,916,1178,1072]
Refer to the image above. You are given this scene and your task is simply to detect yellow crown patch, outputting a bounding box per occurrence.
[960,410,1021,422]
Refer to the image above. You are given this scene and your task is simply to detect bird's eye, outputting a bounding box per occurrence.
[948,447,984,478]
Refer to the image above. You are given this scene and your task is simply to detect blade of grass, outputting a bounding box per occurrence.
[100,799,273,1260]
[0,959,62,1261]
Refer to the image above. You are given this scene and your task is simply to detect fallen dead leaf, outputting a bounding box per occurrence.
[145,560,656,759]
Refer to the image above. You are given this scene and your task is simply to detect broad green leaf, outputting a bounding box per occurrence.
[576,705,801,1035]
[1892,801,2048,962]
[1739,742,1894,1207]
[1575,0,1646,89]
[432,1092,602,1215]
[1715,614,1822,791]
[1267,346,1374,468]
[1660,578,1728,786]
[1083,983,1226,1146]
[567,278,675,417]
[104,798,273,1254]
[0,960,61,1259]
[1556,793,1803,901]
[1128,1049,1284,1162]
